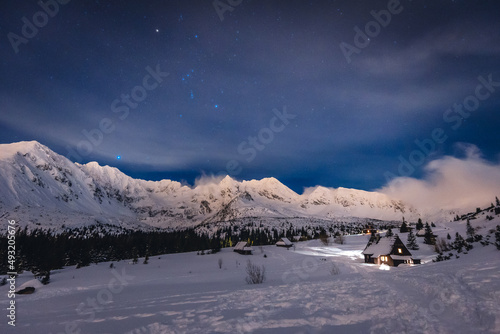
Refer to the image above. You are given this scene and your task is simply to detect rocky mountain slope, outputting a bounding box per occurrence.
[0,141,420,231]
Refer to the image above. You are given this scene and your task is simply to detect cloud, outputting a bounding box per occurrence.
[379,144,500,212]
[193,173,227,187]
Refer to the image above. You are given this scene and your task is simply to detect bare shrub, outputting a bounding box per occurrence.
[245,260,266,284]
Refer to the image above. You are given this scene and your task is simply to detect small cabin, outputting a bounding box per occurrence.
[362,228,378,235]
[234,241,253,255]
[362,235,420,267]
[276,237,293,248]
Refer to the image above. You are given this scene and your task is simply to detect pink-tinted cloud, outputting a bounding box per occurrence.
[380,144,500,212]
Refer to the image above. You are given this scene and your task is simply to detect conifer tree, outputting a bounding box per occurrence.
[406,229,419,250]
[423,223,435,245]
[416,218,424,231]
[452,232,472,252]
[400,219,409,233]
[453,232,465,253]
[466,219,475,242]
[386,228,393,237]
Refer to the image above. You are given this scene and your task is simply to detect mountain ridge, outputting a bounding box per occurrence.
[0,141,425,231]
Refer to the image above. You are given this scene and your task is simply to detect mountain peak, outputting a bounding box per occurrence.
[218,175,239,192]
[0,141,429,230]
[0,140,48,159]
[219,175,236,184]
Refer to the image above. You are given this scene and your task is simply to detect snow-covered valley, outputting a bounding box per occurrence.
[1,229,499,334]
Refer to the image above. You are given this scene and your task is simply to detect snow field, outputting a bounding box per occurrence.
[1,233,499,334]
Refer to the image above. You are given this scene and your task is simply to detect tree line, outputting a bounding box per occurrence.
[0,222,354,274]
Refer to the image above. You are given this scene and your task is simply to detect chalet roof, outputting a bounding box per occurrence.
[276,237,293,246]
[362,236,398,257]
[234,241,252,251]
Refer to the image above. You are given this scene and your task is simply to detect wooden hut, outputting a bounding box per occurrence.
[234,241,253,255]
[276,237,293,248]
[362,235,420,266]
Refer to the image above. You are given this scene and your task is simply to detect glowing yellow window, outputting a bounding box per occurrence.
[398,248,402,254]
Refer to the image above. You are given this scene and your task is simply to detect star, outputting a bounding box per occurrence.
[116,155,121,160]
[155,29,159,33]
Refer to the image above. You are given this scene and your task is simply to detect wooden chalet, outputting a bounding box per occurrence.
[362,235,420,266]
[276,237,293,248]
[233,241,253,255]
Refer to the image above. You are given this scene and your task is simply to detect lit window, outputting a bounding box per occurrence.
[398,248,402,254]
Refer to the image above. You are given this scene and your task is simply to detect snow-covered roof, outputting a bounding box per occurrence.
[234,241,251,251]
[276,237,293,246]
[362,236,397,257]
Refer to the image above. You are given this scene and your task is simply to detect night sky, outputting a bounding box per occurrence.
[1,0,500,194]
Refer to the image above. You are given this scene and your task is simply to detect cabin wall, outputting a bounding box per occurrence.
[377,256,394,266]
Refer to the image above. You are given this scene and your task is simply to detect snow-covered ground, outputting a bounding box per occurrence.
[1,233,499,334]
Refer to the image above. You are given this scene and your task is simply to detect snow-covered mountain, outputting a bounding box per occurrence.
[0,141,421,231]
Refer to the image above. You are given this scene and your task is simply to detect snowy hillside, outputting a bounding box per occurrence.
[0,141,423,232]
[1,231,498,333]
